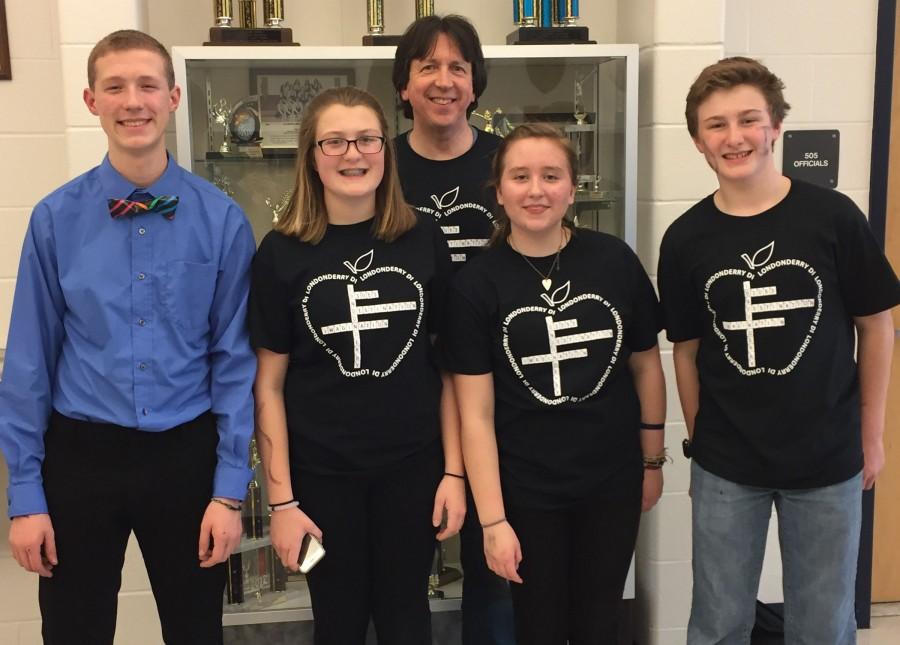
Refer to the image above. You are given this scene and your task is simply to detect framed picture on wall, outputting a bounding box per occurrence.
[0,0,11,81]
[250,69,354,148]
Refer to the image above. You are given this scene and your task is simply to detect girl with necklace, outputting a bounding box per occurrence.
[443,123,666,644]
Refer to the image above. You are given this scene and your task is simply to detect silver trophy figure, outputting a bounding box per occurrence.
[265,190,293,225]
[210,98,233,153]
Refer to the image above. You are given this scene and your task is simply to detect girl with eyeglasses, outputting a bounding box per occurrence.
[249,86,465,644]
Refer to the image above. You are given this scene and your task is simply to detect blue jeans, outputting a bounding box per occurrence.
[688,462,861,645]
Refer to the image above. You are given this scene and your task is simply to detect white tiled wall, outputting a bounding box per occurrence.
[0,1,166,642]
[0,0,65,350]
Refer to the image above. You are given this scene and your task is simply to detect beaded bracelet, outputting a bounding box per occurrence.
[642,448,670,470]
[268,500,300,513]
[211,497,242,511]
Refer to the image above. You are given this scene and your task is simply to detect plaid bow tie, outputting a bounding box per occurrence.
[108,194,178,220]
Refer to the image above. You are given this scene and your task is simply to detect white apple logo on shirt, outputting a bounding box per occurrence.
[704,241,823,376]
[302,249,424,378]
[502,281,623,405]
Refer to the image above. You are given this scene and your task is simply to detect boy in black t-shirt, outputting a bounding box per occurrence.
[392,15,514,645]
[658,57,899,644]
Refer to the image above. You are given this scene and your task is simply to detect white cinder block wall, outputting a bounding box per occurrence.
[625,1,879,644]
[618,3,724,643]
[0,0,67,642]
[0,0,881,642]
[0,3,166,644]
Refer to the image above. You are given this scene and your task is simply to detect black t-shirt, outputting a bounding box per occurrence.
[658,180,900,489]
[249,213,453,474]
[395,128,501,265]
[443,229,662,509]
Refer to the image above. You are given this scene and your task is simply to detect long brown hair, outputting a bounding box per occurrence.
[275,86,416,244]
[489,123,577,246]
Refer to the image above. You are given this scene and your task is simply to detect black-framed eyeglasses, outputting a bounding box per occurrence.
[316,135,386,156]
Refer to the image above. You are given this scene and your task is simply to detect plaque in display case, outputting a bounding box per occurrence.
[173,43,638,625]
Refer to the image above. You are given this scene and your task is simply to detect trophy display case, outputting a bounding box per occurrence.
[173,43,638,626]
[174,44,638,249]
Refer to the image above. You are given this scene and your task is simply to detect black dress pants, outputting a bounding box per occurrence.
[507,483,642,645]
[39,411,225,645]
[294,442,442,645]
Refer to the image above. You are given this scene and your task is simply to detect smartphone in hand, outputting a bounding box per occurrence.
[299,533,325,573]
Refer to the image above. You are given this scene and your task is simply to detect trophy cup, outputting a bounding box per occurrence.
[244,439,264,539]
[206,0,297,45]
[214,0,234,26]
[508,0,594,44]
[473,107,513,137]
[415,0,434,18]
[565,68,599,193]
[265,190,293,225]
[427,547,444,600]
[362,1,436,45]
[471,108,495,134]
[363,0,400,45]
[263,0,285,27]
[212,172,235,197]
[210,98,233,153]
[238,0,257,28]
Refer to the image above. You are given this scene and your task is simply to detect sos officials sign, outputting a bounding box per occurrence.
[782,130,839,188]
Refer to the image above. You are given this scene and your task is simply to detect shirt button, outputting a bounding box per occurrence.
[137,272,146,280]
[138,319,146,326]
[138,362,147,370]
[142,408,149,416]
[138,227,146,235]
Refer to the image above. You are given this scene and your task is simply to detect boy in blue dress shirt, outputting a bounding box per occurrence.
[0,30,256,644]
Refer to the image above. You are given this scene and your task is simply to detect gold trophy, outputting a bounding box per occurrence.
[263,0,285,27]
[245,439,264,539]
[415,0,434,19]
[210,98,233,153]
[566,68,599,193]
[214,0,234,26]
[365,1,434,45]
[472,108,513,137]
[266,190,293,225]
[206,0,296,44]
[363,0,397,45]
[238,0,257,28]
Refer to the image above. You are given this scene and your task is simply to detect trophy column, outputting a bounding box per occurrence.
[507,0,594,44]
[206,0,297,44]
[415,1,434,18]
[362,0,402,46]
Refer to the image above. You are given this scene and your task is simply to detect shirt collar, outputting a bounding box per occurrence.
[98,153,182,200]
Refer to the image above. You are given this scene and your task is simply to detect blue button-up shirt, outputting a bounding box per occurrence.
[0,155,257,517]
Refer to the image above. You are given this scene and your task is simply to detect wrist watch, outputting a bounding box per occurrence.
[682,438,693,459]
